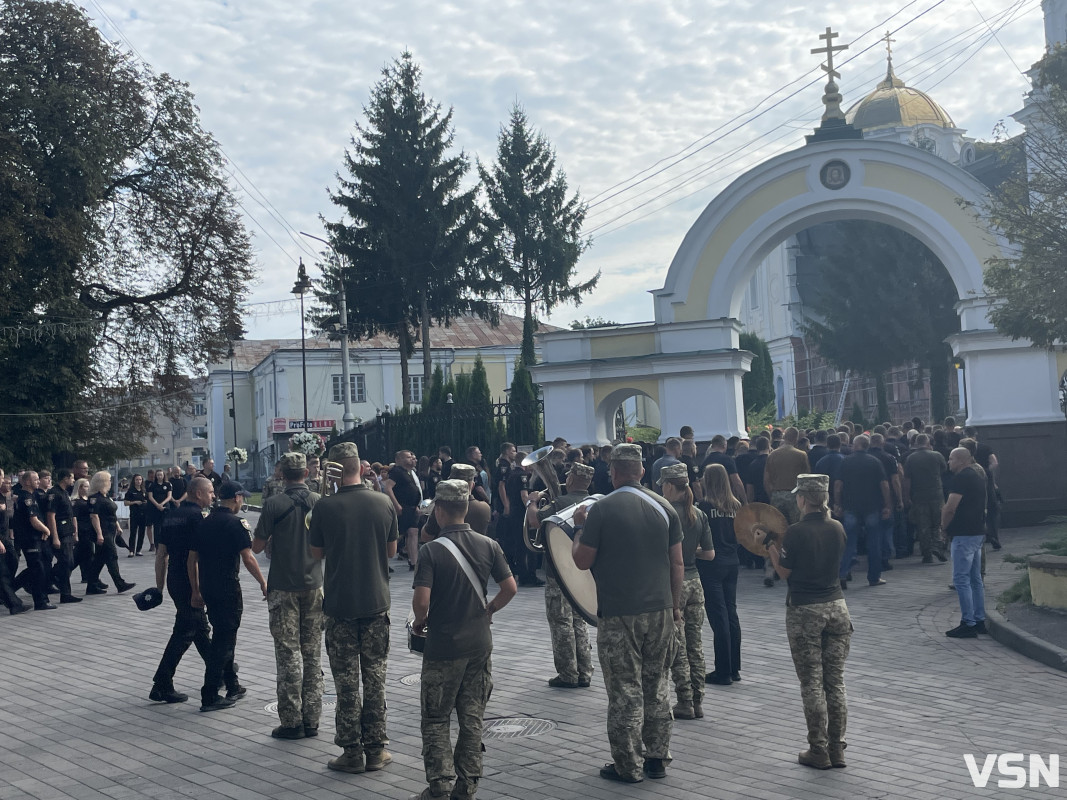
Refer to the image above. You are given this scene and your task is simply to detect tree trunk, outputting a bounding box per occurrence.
[421,293,432,392]
[875,372,890,424]
[399,324,411,411]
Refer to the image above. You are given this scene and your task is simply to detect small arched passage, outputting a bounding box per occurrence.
[595,384,660,444]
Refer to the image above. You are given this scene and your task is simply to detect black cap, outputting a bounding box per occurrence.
[133,587,164,611]
[218,481,251,500]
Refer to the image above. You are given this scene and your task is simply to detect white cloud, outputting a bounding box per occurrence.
[91,0,1048,336]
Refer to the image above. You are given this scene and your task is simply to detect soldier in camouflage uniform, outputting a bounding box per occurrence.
[525,462,595,688]
[411,480,516,800]
[261,460,284,502]
[767,473,852,770]
[305,454,322,494]
[252,452,324,739]
[571,444,683,784]
[308,442,399,774]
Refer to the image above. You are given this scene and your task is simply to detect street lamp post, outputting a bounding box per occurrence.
[292,259,314,431]
[228,345,239,480]
[300,231,355,431]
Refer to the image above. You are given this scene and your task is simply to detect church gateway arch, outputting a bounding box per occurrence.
[530,137,1067,523]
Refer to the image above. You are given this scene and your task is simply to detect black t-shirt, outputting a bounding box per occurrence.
[88,492,118,535]
[744,453,770,503]
[946,466,986,538]
[73,497,92,532]
[388,465,422,508]
[424,471,441,499]
[492,460,512,512]
[11,488,41,538]
[592,458,612,495]
[148,480,172,510]
[201,470,224,494]
[45,486,75,539]
[157,501,206,603]
[735,450,756,480]
[505,469,529,517]
[869,447,900,500]
[814,452,845,486]
[837,452,887,514]
[779,512,847,606]
[699,501,739,566]
[125,487,147,517]
[808,445,828,469]
[192,507,251,598]
[169,476,188,505]
[700,451,738,474]
[413,525,512,661]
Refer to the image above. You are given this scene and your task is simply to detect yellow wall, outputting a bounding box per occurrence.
[592,378,660,410]
[590,333,656,359]
[678,169,809,320]
[451,354,511,398]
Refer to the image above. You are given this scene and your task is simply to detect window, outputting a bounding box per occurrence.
[255,387,264,416]
[192,426,207,440]
[407,375,424,404]
[192,397,206,416]
[332,373,367,404]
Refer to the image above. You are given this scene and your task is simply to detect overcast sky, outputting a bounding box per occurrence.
[88,0,1048,340]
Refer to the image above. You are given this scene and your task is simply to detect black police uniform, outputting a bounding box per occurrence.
[151,501,234,693]
[12,488,50,608]
[192,506,251,704]
[147,478,172,530]
[86,492,130,591]
[72,495,94,582]
[0,491,24,611]
[44,485,77,599]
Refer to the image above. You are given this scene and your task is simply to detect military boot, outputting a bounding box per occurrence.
[828,743,847,768]
[798,749,833,769]
[327,749,366,774]
[672,701,696,720]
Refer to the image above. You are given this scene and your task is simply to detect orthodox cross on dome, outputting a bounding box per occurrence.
[883,30,896,57]
[811,26,849,121]
[879,29,905,89]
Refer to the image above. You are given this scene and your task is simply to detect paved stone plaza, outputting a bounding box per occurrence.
[2,523,1065,800]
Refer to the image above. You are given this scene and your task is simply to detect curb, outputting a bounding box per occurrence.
[988,607,1067,673]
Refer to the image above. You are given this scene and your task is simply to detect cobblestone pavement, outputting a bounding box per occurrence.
[2,523,1066,800]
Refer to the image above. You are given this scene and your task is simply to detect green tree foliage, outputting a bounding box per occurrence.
[801,220,959,422]
[319,52,498,408]
[0,0,252,466]
[507,359,542,446]
[423,364,446,411]
[739,332,775,416]
[979,47,1067,348]
[480,105,596,365]
[569,316,618,330]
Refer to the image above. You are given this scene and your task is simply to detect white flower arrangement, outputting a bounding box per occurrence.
[227,447,248,465]
[290,431,325,456]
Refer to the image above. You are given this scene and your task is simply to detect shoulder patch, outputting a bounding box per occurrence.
[24,497,33,507]
[240,518,251,531]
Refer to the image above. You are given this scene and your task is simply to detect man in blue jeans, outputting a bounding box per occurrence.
[833,435,890,589]
[942,447,988,638]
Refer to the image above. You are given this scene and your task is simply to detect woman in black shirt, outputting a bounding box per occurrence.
[696,463,743,686]
[72,478,94,583]
[86,472,135,594]
[125,473,148,557]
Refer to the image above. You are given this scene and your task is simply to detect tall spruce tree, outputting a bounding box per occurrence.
[480,105,596,365]
[739,332,775,414]
[320,52,498,409]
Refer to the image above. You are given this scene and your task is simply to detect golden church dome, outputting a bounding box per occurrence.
[845,62,955,132]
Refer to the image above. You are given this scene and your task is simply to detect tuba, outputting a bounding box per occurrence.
[521,446,564,552]
[305,459,344,528]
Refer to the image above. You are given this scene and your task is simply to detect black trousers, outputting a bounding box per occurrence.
[0,535,22,609]
[697,559,742,677]
[75,535,96,582]
[130,511,147,553]
[153,602,214,690]
[201,592,243,703]
[13,535,48,607]
[50,538,75,597]
[502,513,538,581]
[86,532,124,587]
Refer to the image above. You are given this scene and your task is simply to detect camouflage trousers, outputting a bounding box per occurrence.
[325,612,390,756]
[669,575,706,704]
[598,608,676,782]
[785,599,852,751]
[544,576,594,684]
[420,651,493,799]
[769,491,802,580]
[909,499,945,558]
[268,588,325,729]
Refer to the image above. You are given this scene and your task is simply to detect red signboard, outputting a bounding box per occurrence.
[271,418,335,433]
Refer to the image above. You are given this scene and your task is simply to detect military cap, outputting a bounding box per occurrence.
[435,479,470,502]
[568,462,595,479]
[449,463,477,482]
[656,462,690,485]
[328,441,360,461]
[792,473,830,494]
[610,443,644,462]
[279,452,306,471]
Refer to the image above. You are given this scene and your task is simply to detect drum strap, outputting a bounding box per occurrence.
[434,537,487,608]
[615,486,670,526]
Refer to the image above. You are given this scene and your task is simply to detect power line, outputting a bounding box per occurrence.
[0,389,189,418]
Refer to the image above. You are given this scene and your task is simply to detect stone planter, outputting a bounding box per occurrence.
[1029,555,1067,610]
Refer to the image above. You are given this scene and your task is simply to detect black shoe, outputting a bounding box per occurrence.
[200,696,237,712]
[763,577,774,588]
[59,595,82,604]
[974,620,989,635]
[9,604,28,615]
[271,725,305,740]
[149,686,188,703]
[846,571,853,581]
[136,551,144,556]
[991,543,1002,551]
[731,672,741,682]
[840,579,848,591]
[935,550,948,563]
[46,585,61,594]
[34,603,57,610]
[116,581,136,593]
[921,555,934,564]
[599,763,642,783]
[547,676,580,688]
[86,586,107,595]
[705,672,732,685]
[225,685,247,701]
[945,623,978,639]
[869,579,887,587]
[643,758,667,779]
[881,562,893,571]
[304,725,318,738]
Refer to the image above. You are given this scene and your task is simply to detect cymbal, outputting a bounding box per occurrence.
[734,502,788,558]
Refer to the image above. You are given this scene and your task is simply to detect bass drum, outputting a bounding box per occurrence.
[542,494,603,627]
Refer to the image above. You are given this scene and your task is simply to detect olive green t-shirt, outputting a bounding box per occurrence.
[308,484,398,619]
[778,512,846,606]
[904,448,948,504]
[671,501,714,577]
[254,485,322,592]
[580,484,682,617]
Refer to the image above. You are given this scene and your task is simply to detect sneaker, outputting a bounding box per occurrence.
[672,701,696,720]
[945,623,978,639]
[365,751,392,771]
[974,620,989,635]
[271,725,305,740]
[828,743,847,768]
[643,758,667,779]
[149,686,188,703]
[798,749,832,769]
[547,676,580,688]
[921,555,934,564]
[128,552,134,558]
[599,763,642,783]
[225,685,247,701]
[200,696,237,712]
[868,579,887,587]
[328,750,367,774]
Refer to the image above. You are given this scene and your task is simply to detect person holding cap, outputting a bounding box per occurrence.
[189,481,265,712]
[766,473,852,770]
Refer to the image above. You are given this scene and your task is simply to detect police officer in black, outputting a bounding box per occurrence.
[150,476,221,704]
[190,481,266,712]
[11,470,54,610]
[45,469,81,604]
[85,471,136,595]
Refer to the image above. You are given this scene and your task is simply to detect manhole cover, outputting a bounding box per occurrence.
[400,674,422,686]
[482,718,556,740]
[264,694,337,714]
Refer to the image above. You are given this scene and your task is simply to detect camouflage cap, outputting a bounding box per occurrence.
[610,443,644,462]
[279,452,306,471]
[435,479,470,502]
[568,462,594,479]
[328,442,360,461]
[448,463,477,482]
[656,462,690,485]
[792,473,830,494]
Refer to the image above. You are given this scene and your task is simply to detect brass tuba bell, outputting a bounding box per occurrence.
[305,459,344,528]
[520,445,564,552]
